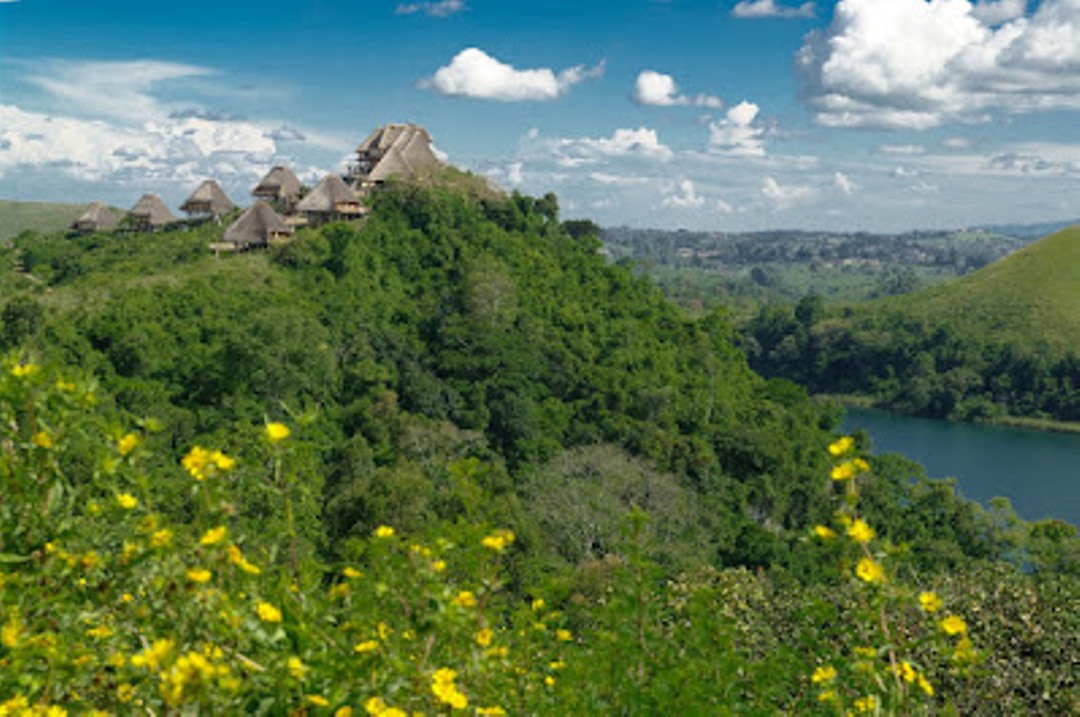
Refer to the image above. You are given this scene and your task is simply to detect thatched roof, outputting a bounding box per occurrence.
[353,123,440,183]
[222,201,293,249]
[73,202,119,232]
[128,194,177,227]
[295,174,361,213]
[252,166,303,201]
[180,179,236,216]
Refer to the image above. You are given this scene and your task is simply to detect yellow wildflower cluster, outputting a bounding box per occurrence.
[226,545,261,575]
[265,422,290,442]
[431,667,468,709]
[830,458,870,481]
[10,363,39,379]
[363,696,407,717]
[116,493,138,510]
[181,446,235,481]
[893,660,934,696]
[373,525,395,539]
[919,591,943,614]
[159,646,232,706]
[480,529,515,552]
[256,601,283,623]
[117,432,141,456]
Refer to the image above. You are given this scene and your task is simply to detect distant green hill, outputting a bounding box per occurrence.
[0,199,87,241]
[874,225,1080,353]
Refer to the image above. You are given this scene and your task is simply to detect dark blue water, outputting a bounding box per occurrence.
[843,407,1080,527]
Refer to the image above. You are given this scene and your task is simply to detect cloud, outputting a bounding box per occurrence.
[395,0,465,17]
[733,0,815,19]
[632,71,723,108]
[834,171,857,195]
[26,59,214,122]
[547,127,674,162]
[708,101,766,156]
[972,0,1027,25]
[799,0,1080,129]
[762,176,817,206]
[986,151,1079,175]
[423,48,604,101]
[663,179,706,208]
[879,144,926,156]
[943,136,974,149]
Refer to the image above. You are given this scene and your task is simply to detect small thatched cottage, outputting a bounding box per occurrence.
[295,174,364,226]
[252,166,303,210]
[127,194,177,231]
[72,202,120,234]
[180,180,236,218]
[347,123,441,192]
[214,201,294,252]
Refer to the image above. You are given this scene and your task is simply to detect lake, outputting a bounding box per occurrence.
[843,407,1080,528]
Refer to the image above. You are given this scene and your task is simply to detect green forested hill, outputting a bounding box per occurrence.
[743,225,1080,423]
[875,225,1080,352]
[1,183,1078,713]
[0,198,86,241]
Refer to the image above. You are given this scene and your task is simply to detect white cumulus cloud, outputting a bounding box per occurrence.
[550,127,673,162]
[708,101,766,157]
[663,179,706,208]
[632,70,723,108]
[423,48,604,102]
[799,0,1080,129]
[395,0,465,17]
[762,176,817,206]
[834,171,857,195]
[733,0,815,19]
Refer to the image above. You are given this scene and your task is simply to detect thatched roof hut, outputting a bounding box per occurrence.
[295,174,363,225]
[218,201,294,251]
[72,202,120,234]
[180,180,236,217]
[348,123,441,189]
[127,194,177,231]
[252,166,303,206]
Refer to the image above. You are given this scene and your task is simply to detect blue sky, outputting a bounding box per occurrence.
[2,0,1080,231]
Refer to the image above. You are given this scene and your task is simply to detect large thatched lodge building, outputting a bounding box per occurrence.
[71,122,442,250]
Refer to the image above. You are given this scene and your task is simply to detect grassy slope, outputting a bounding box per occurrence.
[867,225,1080,352]
[0,199,87,241]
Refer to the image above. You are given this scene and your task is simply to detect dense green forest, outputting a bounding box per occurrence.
[743,227,1080,424]
[1,185,1078,713]
[601,225,1033,310]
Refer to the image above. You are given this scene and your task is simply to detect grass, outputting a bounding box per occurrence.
[865,225,1080,354]
[0,199,88,241]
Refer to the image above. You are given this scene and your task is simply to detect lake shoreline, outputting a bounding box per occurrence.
[816,393,1080,436]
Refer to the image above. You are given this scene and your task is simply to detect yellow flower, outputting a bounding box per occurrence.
[116,683,135,702]
[32,431,54,449]
[3,614,21,648]
[227,545,262,575]
[343,566,362,579]
[210,450,235,471]
[953,636,977,663]
[481,529,515,552]
[364,697,387,715]
[828,436,855,456]
[287,656,308,679]
[130,638,173,670]
[549,660,565,670]
[336,708,354,717]
[817,690,837,703]
[531,598,545,611]
[853,695,877,713]
[847,519,875,544]
[830,458,870,481]
[452,590,477,608]
[855,557,885,584]
[307,695,330,707]
[354,640,379,654]
[10,363,39,378]
[895,661,917,683]
[150,528,173,548]
[917,674,934,696]
[186,568,212,584]
[118,433,141,456]
[544,675,556,687]
[556,628,573,642]
[919,591,943,614]
[431,559,447,572]
[853,646,876,658]
[182,446,212,480]
[86,624,113,639]
[256,601,283,623]
[266,422,291,442]
[116,493,138,510]
[431,667,468,709]
[475,628,493,647]
[811,665,837,684]
[373,525,395,538]
[476,708,507,716]
[199,525,228,546]
[940,614,968,636]
[813,525,837,539]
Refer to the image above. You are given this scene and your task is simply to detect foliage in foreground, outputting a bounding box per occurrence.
[2,362,1078,715]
